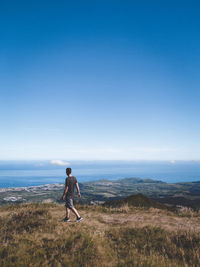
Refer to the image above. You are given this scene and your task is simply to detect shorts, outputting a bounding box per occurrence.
[65,196,74,209]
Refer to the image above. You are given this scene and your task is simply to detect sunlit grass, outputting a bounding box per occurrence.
[0,203,200,266]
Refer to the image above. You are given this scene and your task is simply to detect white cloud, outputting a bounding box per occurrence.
[50,160,70,166]
[170,160,176,164]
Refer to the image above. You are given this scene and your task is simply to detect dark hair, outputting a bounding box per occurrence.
[66,168,72,175]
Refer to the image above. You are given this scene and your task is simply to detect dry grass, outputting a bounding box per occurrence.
[0,203,200,266]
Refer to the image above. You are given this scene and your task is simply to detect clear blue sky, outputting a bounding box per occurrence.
[0,1,199,160]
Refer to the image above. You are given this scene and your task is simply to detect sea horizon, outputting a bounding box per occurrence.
[0,160,200,188]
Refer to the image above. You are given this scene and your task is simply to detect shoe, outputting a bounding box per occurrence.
[63,217,70,222]
[76,217,83,222]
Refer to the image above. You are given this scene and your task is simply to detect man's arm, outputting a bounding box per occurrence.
[62,186,68,200]
[76,182,81,197]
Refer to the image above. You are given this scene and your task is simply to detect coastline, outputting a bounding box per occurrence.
[0,178,200,209]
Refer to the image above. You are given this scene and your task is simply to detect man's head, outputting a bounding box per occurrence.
[66,168,72,176]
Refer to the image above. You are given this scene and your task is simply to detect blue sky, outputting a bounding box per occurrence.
[0,1,200,160]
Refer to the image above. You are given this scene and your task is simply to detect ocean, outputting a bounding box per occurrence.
[0,160,200,188]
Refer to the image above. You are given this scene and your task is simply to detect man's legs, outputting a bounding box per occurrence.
[65,206,80,219]
[65,200,81,219]
[71,207,80,218]
[66,207,70,218]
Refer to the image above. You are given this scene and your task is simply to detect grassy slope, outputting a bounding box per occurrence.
[0,202,200,266]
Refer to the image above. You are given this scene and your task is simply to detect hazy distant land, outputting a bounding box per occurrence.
[1,177,200,209]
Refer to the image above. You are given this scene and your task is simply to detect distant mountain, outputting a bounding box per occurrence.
[117,177,165,184]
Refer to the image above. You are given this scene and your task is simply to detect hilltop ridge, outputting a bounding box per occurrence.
[0,202,200,266]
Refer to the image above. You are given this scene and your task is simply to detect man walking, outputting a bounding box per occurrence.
[62,167,83,222]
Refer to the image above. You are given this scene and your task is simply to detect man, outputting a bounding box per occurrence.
[62,167,83,222]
